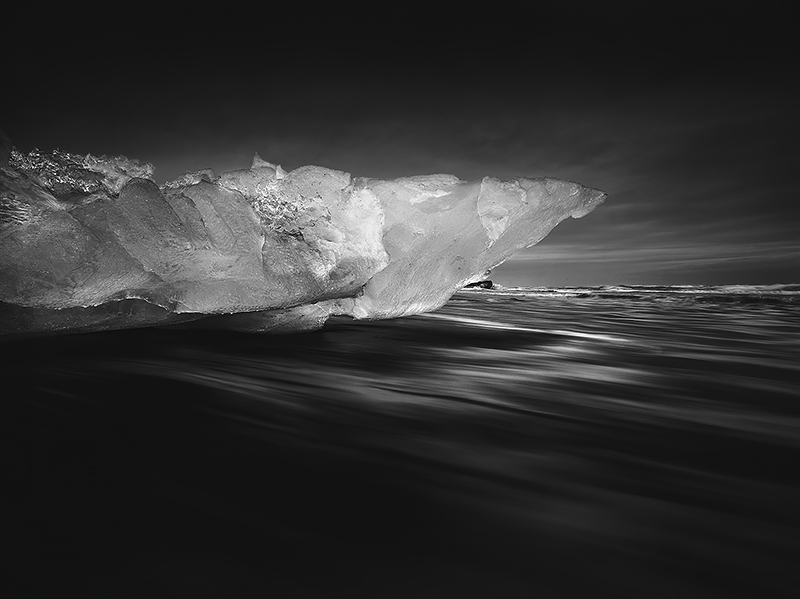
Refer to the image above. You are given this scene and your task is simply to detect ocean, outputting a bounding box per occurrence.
[3,285,799,597]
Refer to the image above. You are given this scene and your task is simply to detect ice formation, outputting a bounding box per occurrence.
[0,137,606,336]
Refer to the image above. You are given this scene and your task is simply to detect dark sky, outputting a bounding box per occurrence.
[5,3,798,286]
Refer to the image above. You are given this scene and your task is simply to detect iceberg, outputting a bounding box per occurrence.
[0,137,606,336]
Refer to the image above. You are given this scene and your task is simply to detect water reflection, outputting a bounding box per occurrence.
[3,290,799,597]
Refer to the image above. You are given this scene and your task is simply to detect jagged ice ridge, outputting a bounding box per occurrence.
[0,138,606,336]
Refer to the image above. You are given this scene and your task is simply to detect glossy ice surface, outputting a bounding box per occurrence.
[1,146,604,335]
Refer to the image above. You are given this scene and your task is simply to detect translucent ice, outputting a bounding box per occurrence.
[0,142,605,336]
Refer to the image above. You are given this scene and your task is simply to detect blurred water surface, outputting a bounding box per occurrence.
[3,286,799,597]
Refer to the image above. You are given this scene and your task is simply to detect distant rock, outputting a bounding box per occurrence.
[0,145,605,337]
[465,280,493,289]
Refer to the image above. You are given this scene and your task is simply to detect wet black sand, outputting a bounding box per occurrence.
[3,290,799,597]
